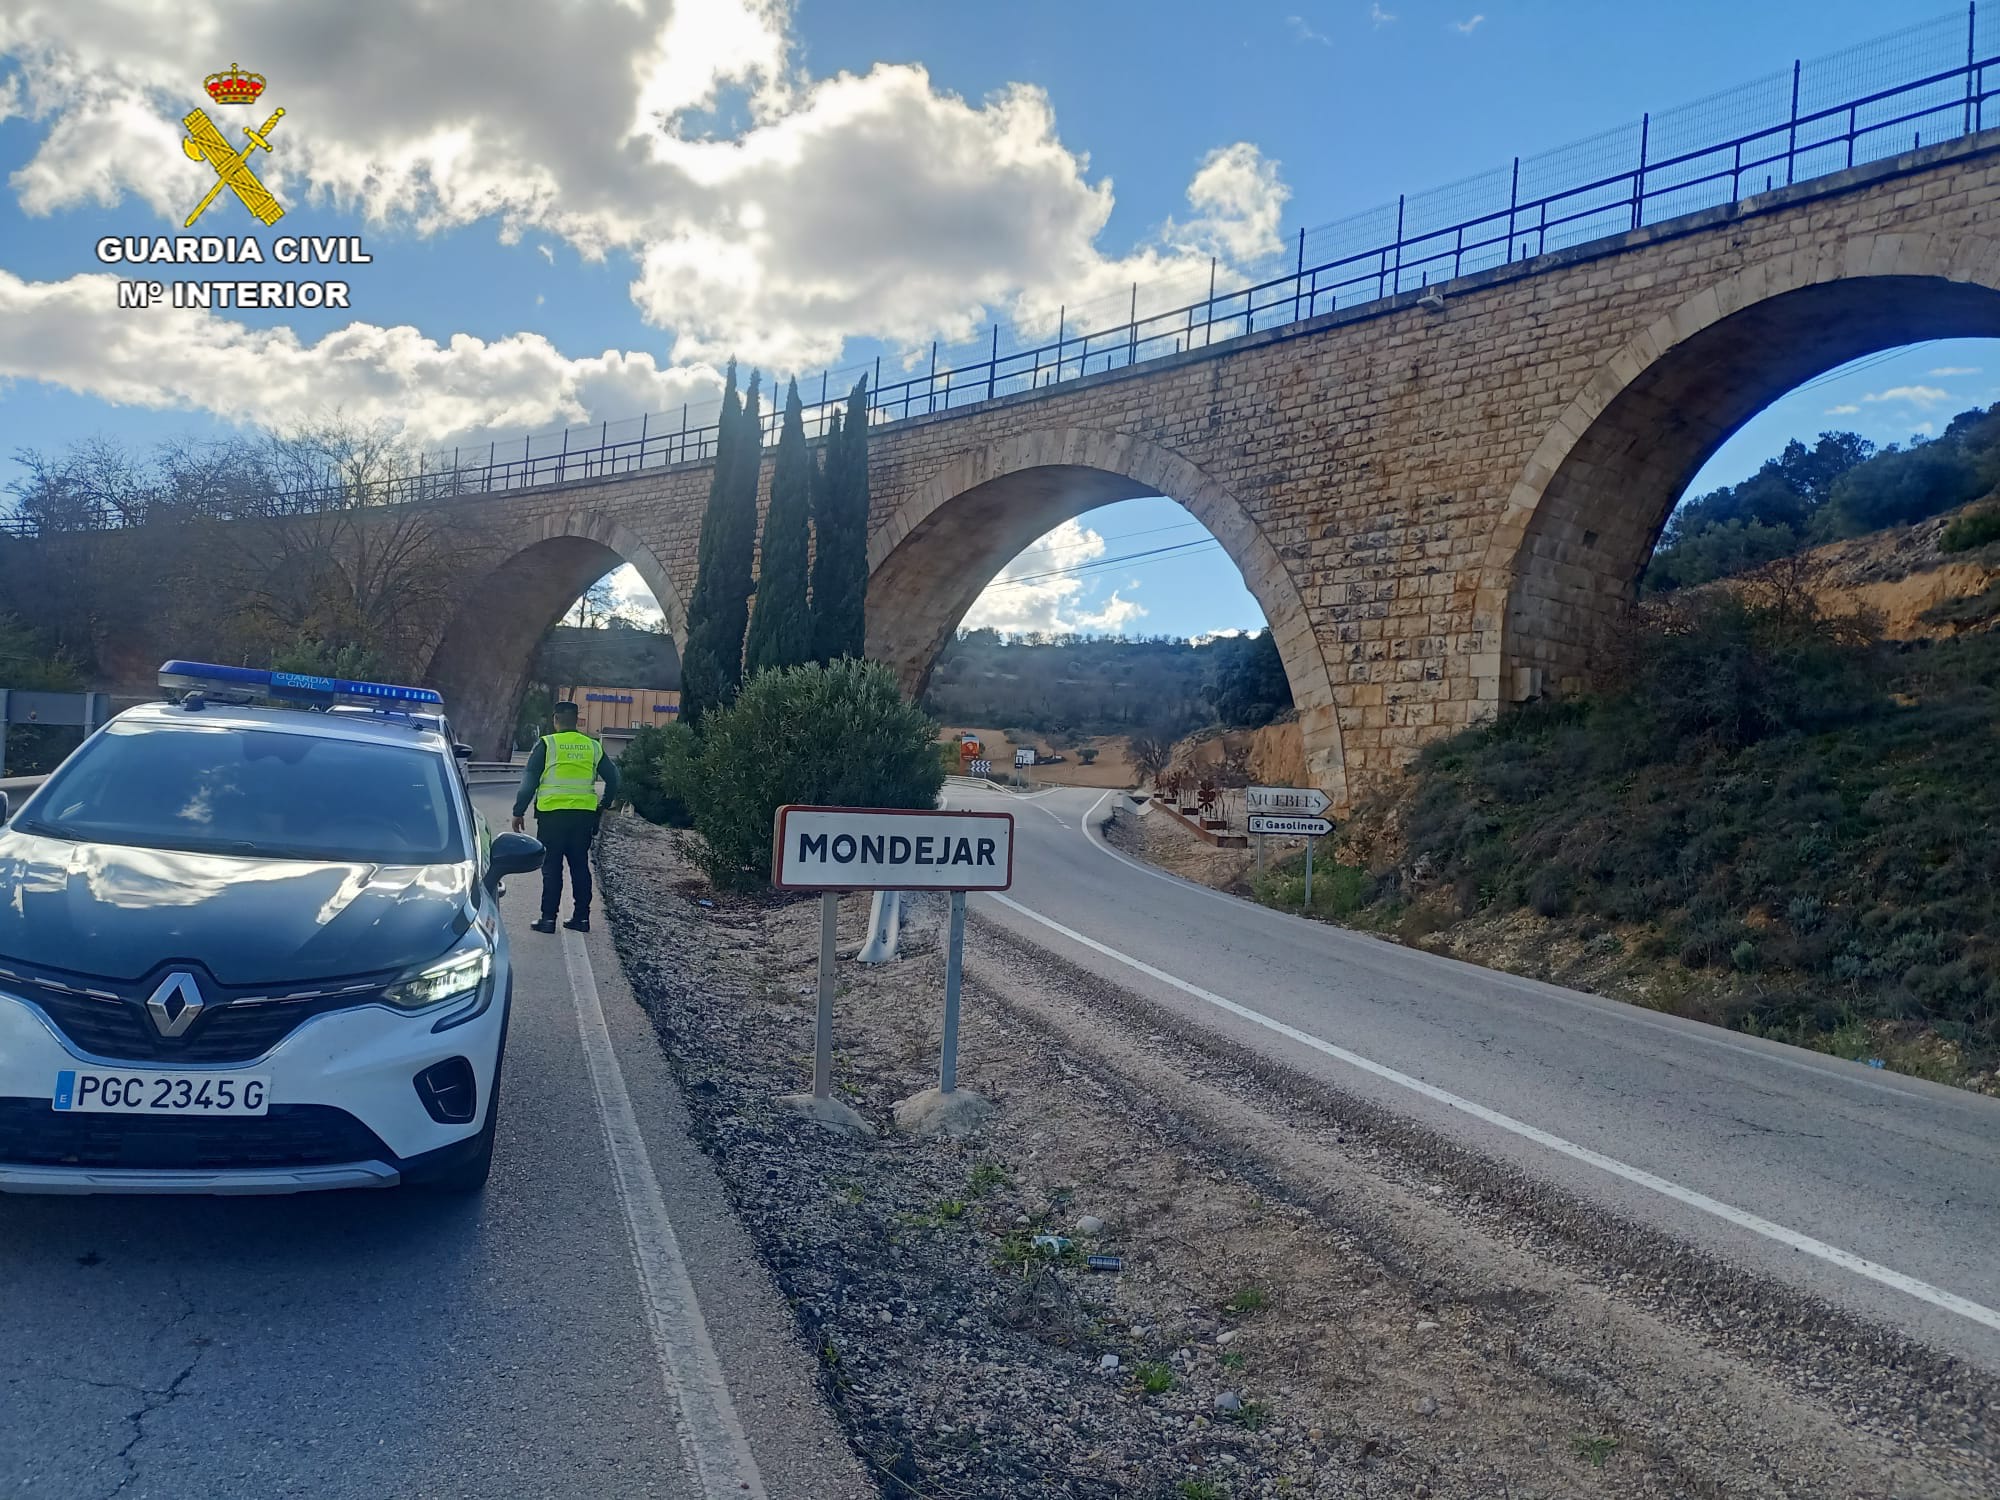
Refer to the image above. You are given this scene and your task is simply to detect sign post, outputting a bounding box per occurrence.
[1246,789,1334,913]
[772,806,1015,1136]
[940,891,967,1091]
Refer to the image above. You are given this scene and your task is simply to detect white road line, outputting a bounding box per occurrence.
[562,933,769,1498]
[983,890,2000,1335]
[1066,790,1920,1103]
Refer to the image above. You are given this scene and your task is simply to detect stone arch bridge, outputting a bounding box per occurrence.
[71,132,2000,811]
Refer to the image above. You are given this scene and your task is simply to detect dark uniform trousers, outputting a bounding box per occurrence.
[536,808,599,921]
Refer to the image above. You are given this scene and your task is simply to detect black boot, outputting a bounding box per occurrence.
[563,914,590,933]
[530,916,557,934]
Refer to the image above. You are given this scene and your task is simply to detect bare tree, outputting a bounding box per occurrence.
[1128,727,1173,782]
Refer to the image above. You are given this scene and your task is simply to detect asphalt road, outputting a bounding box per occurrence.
[0,788,870,1500]
[949,782,2000,1370]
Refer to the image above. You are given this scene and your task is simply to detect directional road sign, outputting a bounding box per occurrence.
[1246,785,1331,817]
[967,759,992,778]
[1014,748,1035,767]
[1248,813,1333,838]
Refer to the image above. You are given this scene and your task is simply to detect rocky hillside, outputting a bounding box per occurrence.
[1708,499,2000,639]
[1131,508,2000,1092]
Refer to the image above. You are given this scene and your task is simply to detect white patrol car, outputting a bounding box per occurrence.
[0,661,544,1194]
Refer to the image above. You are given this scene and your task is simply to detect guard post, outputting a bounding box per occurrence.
[772,805,1015,1136]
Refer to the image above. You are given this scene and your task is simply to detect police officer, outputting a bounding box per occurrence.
[511,700,621,934]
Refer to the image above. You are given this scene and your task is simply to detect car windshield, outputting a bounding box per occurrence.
[15,720,466,864]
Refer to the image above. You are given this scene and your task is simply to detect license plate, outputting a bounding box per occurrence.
[52,1069,269,1116]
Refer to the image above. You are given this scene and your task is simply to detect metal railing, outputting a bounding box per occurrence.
[7,5,1998,537]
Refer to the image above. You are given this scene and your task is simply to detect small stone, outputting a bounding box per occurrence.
[877,1309,893,1325]
[1307,1427,1324,1443]
[1214,1391,1243,1413]
[1076,1214,1106,1235]
[1415,1396,1439,1416]
[1099,1354,1120,1372]
[1415,1320,1441,1332]
[1217,1330,1236,1345]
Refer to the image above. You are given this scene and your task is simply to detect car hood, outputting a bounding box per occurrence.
[0,832,474,985]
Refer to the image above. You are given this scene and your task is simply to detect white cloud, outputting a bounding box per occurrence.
[961,519,1149,637]
[1825,403,1860,415]
[1863,384,1950,406]
[1915,421,1936,436]
[1370,3,1397,25]
[0,0,1292,374]
[1287,16,1332,45]
[1453,15,1486,33]
[537,244,555,265]
[0,268,723,445]
[604,565,665,625]
[1929,365,1980,376]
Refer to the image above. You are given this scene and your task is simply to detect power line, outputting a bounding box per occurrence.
[983,536,1225,591]
[1012,516,1208,557]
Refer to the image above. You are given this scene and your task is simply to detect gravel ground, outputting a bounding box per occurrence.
[597,811,1995,1499]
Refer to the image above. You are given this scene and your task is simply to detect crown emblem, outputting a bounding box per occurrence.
[204,64,266,106]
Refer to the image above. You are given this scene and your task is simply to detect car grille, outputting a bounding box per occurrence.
[0,963,389,1065]
[0,1100,393,1171]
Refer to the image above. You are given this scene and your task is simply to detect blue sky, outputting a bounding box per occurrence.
[1,1,1992,643]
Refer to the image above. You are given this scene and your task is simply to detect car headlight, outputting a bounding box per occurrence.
[384,933,493,1010]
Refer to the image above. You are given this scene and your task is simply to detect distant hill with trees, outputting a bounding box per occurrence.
[532,622,681,690]
[923,625,1291,737]
[1646,402,2000,592]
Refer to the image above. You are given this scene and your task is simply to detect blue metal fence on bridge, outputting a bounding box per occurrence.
[6,5,2000,535]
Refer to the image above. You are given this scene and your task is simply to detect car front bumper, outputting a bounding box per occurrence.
[0,977,507,1194]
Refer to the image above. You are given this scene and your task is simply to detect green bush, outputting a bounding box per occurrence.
[1939,504,2000,553]
[1355,594,2000,1068]
[620,721,698,828]
[679,659,946,888]
[271,635,384,680]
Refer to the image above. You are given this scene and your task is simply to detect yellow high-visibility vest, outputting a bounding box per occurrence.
[535,731,602,812]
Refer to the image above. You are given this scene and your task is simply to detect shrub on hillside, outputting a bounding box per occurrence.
[677,659,945,888]
[1378,600,2000,1067]
[1939,504,2000,554]
[620,721,698,828]
[1632,585,1881,750]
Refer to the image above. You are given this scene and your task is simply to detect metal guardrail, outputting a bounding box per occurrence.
[3,8,1996,538]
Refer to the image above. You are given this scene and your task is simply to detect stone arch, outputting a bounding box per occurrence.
[1477,230,2000,705]
[422,510,686,758]
[864,426,1348,807]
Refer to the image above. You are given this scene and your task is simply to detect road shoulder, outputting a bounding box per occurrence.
[594,808,1999,1499]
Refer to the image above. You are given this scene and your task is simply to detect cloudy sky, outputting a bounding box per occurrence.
[2,0,1994,641]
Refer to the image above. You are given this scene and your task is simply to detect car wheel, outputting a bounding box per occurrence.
[425,1105,497,1194]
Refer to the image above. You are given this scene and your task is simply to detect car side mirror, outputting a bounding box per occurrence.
[454,743,473,760]
[488,831,543,886]
[0,791,9,824]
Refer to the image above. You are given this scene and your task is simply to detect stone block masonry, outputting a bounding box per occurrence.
[89,131,2000,812]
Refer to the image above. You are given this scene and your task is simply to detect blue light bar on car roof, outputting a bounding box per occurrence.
[159,660,443,707]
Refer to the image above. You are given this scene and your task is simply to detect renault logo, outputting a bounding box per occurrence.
[146,972,206,1038]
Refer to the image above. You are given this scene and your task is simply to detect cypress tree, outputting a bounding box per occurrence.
[810,376,870,663]
[744,378,814,674]
[682,368,763,724]
[808,406,842,663]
